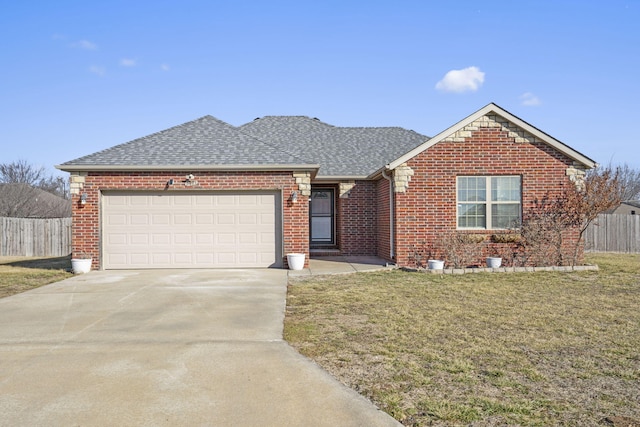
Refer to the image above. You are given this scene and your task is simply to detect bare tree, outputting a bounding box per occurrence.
[617,163,640,201]
[518,165,623,267]
[0,159,68,199]
[563,165,624,265]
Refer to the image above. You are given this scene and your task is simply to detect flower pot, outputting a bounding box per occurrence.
[71,258,92,274]
[486,257,502,268]
[286,253,306,270]
[428,259,445,270]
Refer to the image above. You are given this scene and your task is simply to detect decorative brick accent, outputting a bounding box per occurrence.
[566,162,587,190]
[69,172,87,195]
[339,181,355,198]
[393,163,414,193]
[443,114,538,144]
[293,171,311,196]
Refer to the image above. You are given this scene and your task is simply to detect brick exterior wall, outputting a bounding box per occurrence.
[337,180,377,255]
[376,177,392,261]
[70,171,308,270]
[393,117,584,268]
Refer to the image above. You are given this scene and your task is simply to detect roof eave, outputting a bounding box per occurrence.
[386,103,597,171]
[56,163,321,176]
[313,175,370,181]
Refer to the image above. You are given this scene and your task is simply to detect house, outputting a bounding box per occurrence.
[610,201,640,215]
[0,183,71,218]
[56,103,596,270]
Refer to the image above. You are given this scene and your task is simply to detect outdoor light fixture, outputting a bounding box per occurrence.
[167,178,174,186]
[80,193,88,205]
[291,190,298,203]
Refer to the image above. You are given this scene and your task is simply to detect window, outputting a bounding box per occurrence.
[457,176,521,229]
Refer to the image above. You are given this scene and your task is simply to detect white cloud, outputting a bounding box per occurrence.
[520,92,541,106]
[160,63,170,71]
[435,66,485,93]
[89,65,106,76]
[72,39,97,50]
[120,58,136,67]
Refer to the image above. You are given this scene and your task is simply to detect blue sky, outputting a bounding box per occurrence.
[2,0,639,178]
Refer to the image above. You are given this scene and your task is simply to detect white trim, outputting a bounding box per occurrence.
[384,103,596,173]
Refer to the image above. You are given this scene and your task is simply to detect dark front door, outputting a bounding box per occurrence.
[310,188,335,245]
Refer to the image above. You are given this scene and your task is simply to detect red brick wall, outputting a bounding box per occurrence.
[70,171,308,269]
[394,126,582,267]
[337,180,377,255]
[376,177,392,261]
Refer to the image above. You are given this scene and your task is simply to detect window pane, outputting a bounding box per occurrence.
[458,177,486,202]
[491,177,520,201]
[458,203,486,228]
[491,203,521,229]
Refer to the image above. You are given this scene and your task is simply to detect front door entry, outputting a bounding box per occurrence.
[310,188,335,245]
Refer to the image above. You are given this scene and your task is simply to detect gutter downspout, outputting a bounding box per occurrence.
[381,168,395,259]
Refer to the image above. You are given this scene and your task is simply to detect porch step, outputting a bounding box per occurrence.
[309,249,342,257]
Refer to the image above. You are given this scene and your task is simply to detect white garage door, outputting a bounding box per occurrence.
[102,191,280,269]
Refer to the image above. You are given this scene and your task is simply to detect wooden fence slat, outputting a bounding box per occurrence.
[0,217,72,257]
[585,214,640,253]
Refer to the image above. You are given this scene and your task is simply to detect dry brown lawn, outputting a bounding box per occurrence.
[285,253,640,426]
[0,255,73,298]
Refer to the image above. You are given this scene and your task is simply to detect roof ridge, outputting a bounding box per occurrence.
[246,116,336,128]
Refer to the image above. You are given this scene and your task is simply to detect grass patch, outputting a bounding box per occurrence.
[284,253,640,426]
[0,255,73,298]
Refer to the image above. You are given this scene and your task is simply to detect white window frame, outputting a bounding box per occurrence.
[456,175,522,230]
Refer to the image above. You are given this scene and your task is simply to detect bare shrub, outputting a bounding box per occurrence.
[438,231,486,268]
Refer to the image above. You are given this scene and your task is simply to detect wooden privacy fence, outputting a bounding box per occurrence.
[585,214,640,253]
[0,217,72,257]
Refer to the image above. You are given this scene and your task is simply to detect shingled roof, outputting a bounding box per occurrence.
[57,115,430,178]
[59,116,310,169]
[239,116,429,178]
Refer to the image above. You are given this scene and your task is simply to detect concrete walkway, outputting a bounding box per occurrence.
[288,256,395,277]
[0,269,399,427]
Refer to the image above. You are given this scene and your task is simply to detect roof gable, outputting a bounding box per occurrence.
[383,103,596,174]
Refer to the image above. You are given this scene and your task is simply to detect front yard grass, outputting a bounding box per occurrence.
[0,255,73,298]
[284,253,640,426]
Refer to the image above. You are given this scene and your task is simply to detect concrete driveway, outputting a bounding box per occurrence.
[0,269,399,427]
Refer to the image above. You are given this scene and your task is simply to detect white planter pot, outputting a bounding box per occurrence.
[286,253,306,270]
[428,259,445,270]
[71,258,92,274]
[486,257,502,268]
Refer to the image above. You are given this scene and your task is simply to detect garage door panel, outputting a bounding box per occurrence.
[107,214,127,225]
[103,192,280,269]
[216,252,236,264]
[131,253,151,264]
[217,213,235,225]
[151,196,171,206]
[151,214,170,225]
[174,234,192,244]
[131,234,149,245]
[239,213,257,224]
[195,233,213,244]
